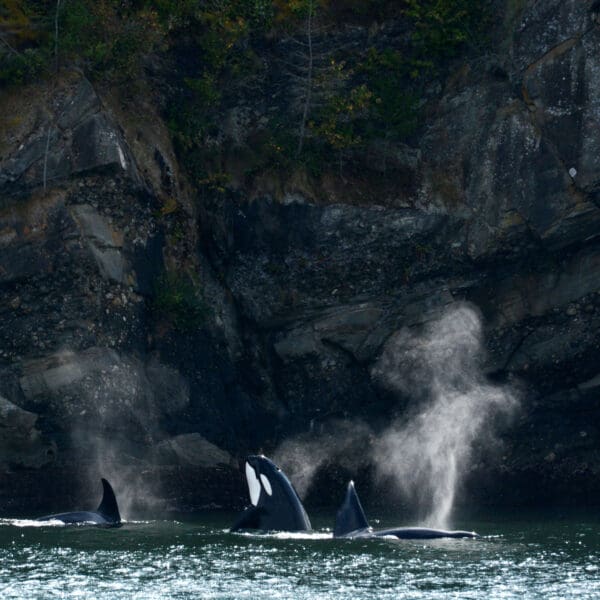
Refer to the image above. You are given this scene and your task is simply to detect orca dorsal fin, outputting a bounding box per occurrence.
[97,478,121,523]
[334,481,370,537]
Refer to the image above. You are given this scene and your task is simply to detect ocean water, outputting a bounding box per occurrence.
[0,510,599,599]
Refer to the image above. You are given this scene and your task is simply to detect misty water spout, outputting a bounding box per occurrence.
[372,304,518,528]
[273,420,373,499]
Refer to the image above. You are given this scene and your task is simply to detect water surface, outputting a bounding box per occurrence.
[1,510,599,599]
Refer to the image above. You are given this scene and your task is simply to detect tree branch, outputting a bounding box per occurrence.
[297,0,314,156]
[54,0,62,73]
[0,32,22,56]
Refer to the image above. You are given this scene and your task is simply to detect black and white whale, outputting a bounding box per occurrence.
[334,481,478,540]
[37,478,122,527]
[230,455,312,532]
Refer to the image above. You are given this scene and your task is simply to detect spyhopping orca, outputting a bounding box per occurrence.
[334,481,478,540]
[37,478,122,527]
[230,455,312,532]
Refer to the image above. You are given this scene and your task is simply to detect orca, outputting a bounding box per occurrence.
[230,455,312,532]
[37,478,122,527]
[334,481,478,540]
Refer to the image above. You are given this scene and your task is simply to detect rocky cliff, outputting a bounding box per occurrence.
[0,0,599,514]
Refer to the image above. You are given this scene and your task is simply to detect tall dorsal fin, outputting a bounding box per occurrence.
[334,481,369,537]
[97,478,121,523]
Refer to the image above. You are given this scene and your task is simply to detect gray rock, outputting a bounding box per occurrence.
[71,204,123,247]
[0,129,59,194]
[154,433,233,468]
[0,76,132,196]
[521,23,600,198]
[218,199,459,326]
[71,113,128,175]
[70,204,129,284]
[476,246,600,328]
[578,373,600,391]
[57,78,101,131]
[274,303,385,362]
[0,396,55,471]
[19,348,189,437]
[511,0,592,72]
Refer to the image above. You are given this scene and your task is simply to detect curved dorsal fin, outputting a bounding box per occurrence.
[334,481,369,537]
[97,478,121,523]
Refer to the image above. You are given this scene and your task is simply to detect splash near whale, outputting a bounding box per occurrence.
[334,481,478,540]
[230,455,312,533]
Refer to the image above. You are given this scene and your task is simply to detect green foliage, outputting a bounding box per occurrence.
[2,0,492,186]
[0,0,48,85]
[147,0,199,29]
[359,47,421,140]
[295,47,420,170]
[58,1,162,81]
[0,46,47,85]
[153,271,207,331]
[321,0,400,21]
[273,0,320,25]
[196,171,231,193]
[263,129,296,172]
[176,0,274,72]
[164,0,275,188]
[312,83,372,151]
[1,0,164,84]
[405,0,491,62]
[292,0,490,163]
[0,0,43,46]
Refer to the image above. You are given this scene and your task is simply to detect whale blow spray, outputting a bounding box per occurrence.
[273,420,373,499]
[372,304,518,528]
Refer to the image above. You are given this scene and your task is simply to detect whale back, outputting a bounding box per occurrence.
[36,478,121,526]
[96,478,121,524]
[230,455,311,532]
[374,527,479,539]
[38,511,108,525]
[334,481,370,537]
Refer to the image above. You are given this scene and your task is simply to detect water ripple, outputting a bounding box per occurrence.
[0,514,599,599]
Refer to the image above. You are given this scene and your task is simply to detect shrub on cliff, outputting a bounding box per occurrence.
[152,272,207,331]
[0,0,48,85]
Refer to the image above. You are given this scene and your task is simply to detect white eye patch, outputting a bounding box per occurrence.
[260,474,273,496]
[245,462,261,506]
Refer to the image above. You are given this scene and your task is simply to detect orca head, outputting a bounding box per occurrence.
[238,455,311,532]
[96,478,121,525]
[245,455,282,508]
[334,480,370,537]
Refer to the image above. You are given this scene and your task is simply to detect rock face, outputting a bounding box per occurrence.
[0,73,244,512]
[1,0,600,513]
[0,77,133,195]
[0,395,55,471]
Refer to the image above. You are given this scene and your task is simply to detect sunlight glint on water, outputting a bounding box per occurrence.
[1,512,599,599]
